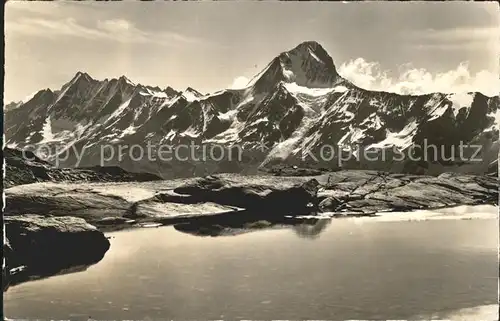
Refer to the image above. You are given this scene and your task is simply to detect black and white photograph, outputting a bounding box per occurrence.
[2,1,499,320]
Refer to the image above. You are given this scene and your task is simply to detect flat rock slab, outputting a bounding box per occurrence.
[318,172,498,213]
[4,175,320,226]
[133,201,243,220]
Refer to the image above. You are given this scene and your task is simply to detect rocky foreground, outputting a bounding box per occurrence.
[5,171,498,225]
[3,170,498,290]
[2,215,110,292]
[3,147,162,188]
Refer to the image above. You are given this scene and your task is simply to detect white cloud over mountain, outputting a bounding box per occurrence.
[229,76,250,90]
[339,58,499,96]
[228,59,498,96]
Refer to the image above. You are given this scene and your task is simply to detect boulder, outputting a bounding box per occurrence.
[4,214,110,289]
[173,175,320,214]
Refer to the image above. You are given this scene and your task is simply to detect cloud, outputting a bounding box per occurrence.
[6,17,202,46]
[403,26,500,53]
[97,19,133,32]
[338,58,499,96]
[229,76,250,89]
[408,26,499,43]
[6,1,62,15]
[407,26,500,52]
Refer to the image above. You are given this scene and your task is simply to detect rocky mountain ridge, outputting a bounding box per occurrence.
[5,41,499,178]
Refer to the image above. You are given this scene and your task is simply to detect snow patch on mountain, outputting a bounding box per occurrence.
[447,92,474,116]
[249,117,269,126]
[119,125,138,138]
[182,91,198,102]
[427,97,451,121]
[236,91,258,108]
[140,88,174,99]
[348,125,367,144]
[206,116,245,144]
[159,95,181,110]
[52,83,74,107]
[359,113,383,130]
[308,47,322,63]
[182,88,203,102]
[123,76,135,86]
[217,109,238,122]
[109,98,133,120]
[166,129,177,141]
[39,116,55,143]
[333,85,349,93]
[367,120,418,150]
[25,131,36,143]
[182,126,201,138]
[284,82,335,97]
[268,115,318,160]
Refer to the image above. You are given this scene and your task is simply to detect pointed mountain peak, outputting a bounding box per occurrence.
[118,75,136,86]
[164,86,180,97]
[248,41,341,91]
[182,87,203,102]
[72,71,93,82]
[185,87,202,95]
[278,41,339,88]
[284,41,334,66]
[289,40,326,54]
[60,72,94,93]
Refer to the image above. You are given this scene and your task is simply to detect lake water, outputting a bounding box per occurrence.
[4,205,499,320]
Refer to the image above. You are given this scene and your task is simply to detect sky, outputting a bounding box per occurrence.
[4,1,499,102]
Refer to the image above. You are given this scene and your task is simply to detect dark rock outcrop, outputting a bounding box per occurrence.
[3,215,110,290]
[173,175,320,214]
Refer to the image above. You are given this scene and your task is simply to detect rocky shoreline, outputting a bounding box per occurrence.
[3,170,498,290]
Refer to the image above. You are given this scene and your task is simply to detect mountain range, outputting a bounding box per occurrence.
[5,41,499,178]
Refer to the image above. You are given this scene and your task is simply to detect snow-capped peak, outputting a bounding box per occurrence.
[182,87,203,101]
[247,40,342,91]
[278,41,340,88]
[72,71,94,84]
